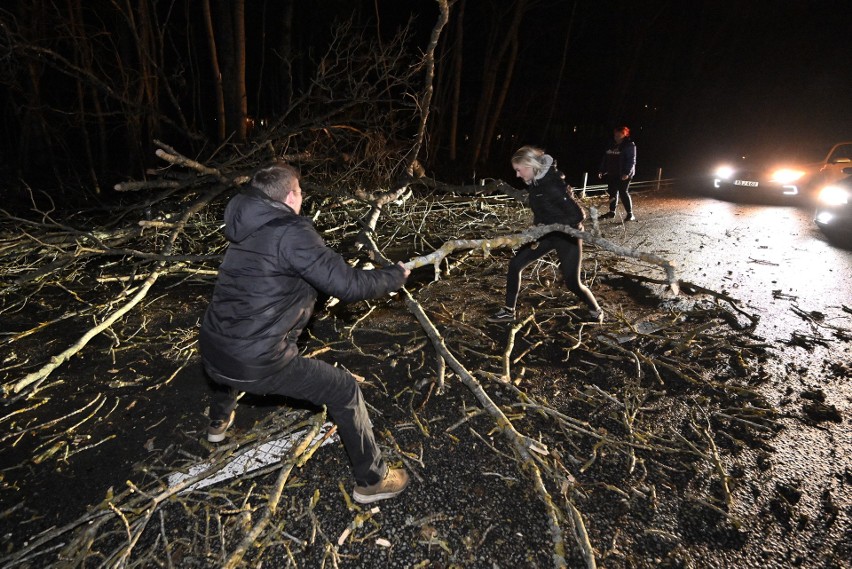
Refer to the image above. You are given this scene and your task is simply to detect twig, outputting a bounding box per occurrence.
[503,312,536,380]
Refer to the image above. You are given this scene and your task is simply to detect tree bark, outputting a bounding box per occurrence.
[469,0,528,168]
[449,0,465,161]
[542,0,577,141]
[203,0,225,141]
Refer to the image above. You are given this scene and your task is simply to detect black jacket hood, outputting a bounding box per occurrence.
[224,187,293,243]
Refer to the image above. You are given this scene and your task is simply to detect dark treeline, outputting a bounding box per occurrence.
[0,0,848,200]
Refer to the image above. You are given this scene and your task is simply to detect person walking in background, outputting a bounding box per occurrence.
[488,146,603,324]
[598,125,637,221]
[199,162,411,504]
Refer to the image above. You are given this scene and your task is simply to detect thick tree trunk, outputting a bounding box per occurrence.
[203,0,226,141]
[469,0,527,169]
[542,0,577,142]
[448,0,465,161]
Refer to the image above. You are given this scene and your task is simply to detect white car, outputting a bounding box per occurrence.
[807,142,852,190]
[814,166,852,244]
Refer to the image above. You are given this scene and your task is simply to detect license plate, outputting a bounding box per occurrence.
[734,180,759,187]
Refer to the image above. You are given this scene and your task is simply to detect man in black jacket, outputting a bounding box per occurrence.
[199,162,410,504]
[598,125,637,221]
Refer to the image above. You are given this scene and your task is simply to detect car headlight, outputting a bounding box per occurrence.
[714,165,734,179]
[815,211,834,225]
[818,185,850,206]
[769,168,805,184]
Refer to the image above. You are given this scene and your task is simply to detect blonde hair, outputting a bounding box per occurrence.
[511,145,547,178]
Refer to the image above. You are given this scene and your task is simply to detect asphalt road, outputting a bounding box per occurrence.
[592,185,852,345]
[588,184,851,567]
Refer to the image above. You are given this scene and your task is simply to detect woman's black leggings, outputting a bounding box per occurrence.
[504,232,599,311]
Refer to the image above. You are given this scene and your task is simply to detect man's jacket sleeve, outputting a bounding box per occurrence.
[622,142,637,178]
[284,221,406,302]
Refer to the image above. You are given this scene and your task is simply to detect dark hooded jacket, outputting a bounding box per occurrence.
[600,137,637,179]
[200,187,407,381]
[526,161,585,228]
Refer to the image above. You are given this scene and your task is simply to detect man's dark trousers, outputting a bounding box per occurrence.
[207,356,386,486]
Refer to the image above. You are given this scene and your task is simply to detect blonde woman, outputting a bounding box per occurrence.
[488,146,602,323]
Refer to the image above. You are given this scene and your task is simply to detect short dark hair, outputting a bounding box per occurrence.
[251,162,300,202]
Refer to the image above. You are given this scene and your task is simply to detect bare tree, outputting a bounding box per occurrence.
[541,0,577,142]
[0,1,199,186]
[0,1,433,189]
[202,0,226,141]
[209,0,248,143]
[468,0,530,169]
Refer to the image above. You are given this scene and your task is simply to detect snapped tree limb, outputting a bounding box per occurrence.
[404,223,679,294]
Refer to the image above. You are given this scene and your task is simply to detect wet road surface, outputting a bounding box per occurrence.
[593,185,852,345]
[590,184,851,566]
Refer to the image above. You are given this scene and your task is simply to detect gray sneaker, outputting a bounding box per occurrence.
[353,468,410,504]
[208,410,235,443]
[487,307,516,323]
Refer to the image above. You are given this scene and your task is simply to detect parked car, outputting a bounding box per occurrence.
[711,142,852,201]
[807,142,852,190]
[711,154,809,200]
[814,166,852,243]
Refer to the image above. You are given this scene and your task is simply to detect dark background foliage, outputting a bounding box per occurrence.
[0,0,849,202]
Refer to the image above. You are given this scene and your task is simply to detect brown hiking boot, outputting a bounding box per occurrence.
[353,468,410,504]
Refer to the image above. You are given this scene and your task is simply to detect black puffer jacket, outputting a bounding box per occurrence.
[200,187,407,380]
[526,166,585,228]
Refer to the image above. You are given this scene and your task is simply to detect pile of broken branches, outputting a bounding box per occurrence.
[0,138,786,568]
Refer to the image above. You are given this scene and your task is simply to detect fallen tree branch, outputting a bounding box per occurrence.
[398,286,598,568]
[404,223,679,294]
[2,148,238,400]
[222,411,327,569]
